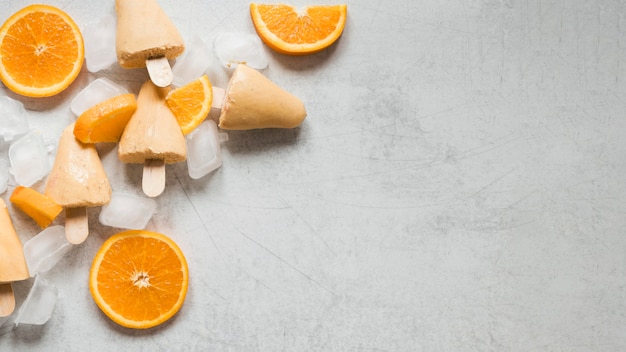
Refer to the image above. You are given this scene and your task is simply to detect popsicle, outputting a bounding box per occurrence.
[45,123,112,244]
[0,198,30,317]
[115,0,185,87]
[214,64,307,130]
[118,80,186,197]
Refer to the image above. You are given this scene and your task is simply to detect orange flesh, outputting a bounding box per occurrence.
[90,230,188,329]
[0,5,83,97]
[10,186,63,229]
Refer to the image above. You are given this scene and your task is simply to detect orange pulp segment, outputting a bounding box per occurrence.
[89,230,189,329]
[165,75,212,135]
[74,94,137,143]
[250,3,347,55]
[0,4,84,97]
[10,186,63,229]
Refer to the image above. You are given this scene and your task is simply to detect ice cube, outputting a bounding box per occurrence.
[99,192,157,229]
[14,275,57,326]
[23,226,73,276]
[186,120,228,179]
[0,96,29,142]
[70,77,128,117]
[0,158,8,194]
[172,35,213,87]
[83,14,117,73]
[8,129,53,187]
[213,32,269,70]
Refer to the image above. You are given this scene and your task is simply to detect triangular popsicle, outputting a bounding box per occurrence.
[115,0,185,86]
[0,198,30,317]
[215,64,307,130]
[45,123,112,244]
[118,80,187,197]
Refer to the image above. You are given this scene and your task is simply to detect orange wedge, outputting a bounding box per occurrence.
[165,75,212,135]
[0,4,84,97]
[10,186,63,229]
[89,230,189,329]
[250,3,347,55]
[73,94,137,143]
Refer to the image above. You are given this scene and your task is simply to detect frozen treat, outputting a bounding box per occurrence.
[115,0,185,69]
[218,64,306,130]
[118,80,186,197]
[0,198,29,317]
[118,81,187,163]
[45,123,112,244]
[0,198,29,283]
[46,124,112,208]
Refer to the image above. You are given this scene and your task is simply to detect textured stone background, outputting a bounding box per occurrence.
[1,0,626,351]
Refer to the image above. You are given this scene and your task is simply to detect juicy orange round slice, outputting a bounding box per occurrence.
[89,230,189,329]
[0,4,84,97]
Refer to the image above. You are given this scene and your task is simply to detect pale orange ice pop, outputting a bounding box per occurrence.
[118,80,186,197]
[0,198,30,317]
[215,64,307,130]
[115,0,185,87]
[45,123,112,244]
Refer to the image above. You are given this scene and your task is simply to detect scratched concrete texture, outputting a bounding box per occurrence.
[1,0,626,351]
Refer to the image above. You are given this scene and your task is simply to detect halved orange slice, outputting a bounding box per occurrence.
[165,75,212,135]
[250,3,347,55]
[73,94,137,143]
[9,186,63,229]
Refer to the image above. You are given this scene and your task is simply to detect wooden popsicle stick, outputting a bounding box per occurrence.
[211,86,226,109]
[0,283,15,317]
[146,57,173,88]
[65,207,89,244]
[143,159,166,197]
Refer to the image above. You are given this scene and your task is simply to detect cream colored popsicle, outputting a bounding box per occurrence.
[216,64,307,130]
[45,123,112,244]
[115,0,185,86]
[118,80,186,197]
[0,198,30,317]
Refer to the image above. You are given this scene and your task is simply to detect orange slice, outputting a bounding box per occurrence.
[0,4,84,97]
[9,186,63,229]
[89,230,189,329]
[73,94,137,143]
[250,3,347,55]
[165,75,212,135]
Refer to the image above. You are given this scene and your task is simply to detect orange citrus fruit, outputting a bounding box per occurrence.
[9,186,63,229]
[0,4,84,97]
[73,94,137,143]
[89,230,189,329]
[165,75,212,135]
[250,3,347,55]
